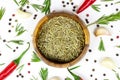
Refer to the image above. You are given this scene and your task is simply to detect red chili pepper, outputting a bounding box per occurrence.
[0,42,30,80]
[77,0,96,14]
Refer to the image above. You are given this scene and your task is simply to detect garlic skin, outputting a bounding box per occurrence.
[48,76,61,80]
[16,9,32,18]
[94,27,111,36]
[100,57,116,70]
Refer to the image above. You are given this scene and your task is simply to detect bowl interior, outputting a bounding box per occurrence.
[33,12,90,68]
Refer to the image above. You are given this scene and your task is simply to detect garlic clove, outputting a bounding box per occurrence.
[48,76,61,80]
[16,9,32,19]
[100,57,116,70]
[94,27,111,36]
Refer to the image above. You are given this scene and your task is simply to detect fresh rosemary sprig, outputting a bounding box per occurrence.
[0,7,5,20]
[42,0,51,14]
[16,64,24,73]
[112,70,120,80]
[67,66,82,80]
[8,40,24,45]
[98,38,105,51]
[30,4,43,12]
[13,0,29,8]
[69,65,80,70]
[30,75,38,80]
[39,68,48,80]
[5,44,12,49]
[15,23,26,36]
[67,68,81,80]
[31,51,41,62]
[91,4,101,12]
[19,0,29,7]
[87,11,120,26]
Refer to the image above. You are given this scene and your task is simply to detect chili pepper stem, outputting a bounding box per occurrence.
[14,42,30,65]
[0,42,30,80]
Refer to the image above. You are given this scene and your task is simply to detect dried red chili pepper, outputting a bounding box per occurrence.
[77,0,96,14]
[0,42,30,80]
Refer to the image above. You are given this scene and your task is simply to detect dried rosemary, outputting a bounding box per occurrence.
[37,16,85,63]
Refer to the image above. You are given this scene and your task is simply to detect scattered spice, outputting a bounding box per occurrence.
[85,18,89,24]
[8,30,11,33]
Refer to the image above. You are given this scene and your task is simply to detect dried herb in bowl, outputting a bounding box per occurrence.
[37,16,85,63]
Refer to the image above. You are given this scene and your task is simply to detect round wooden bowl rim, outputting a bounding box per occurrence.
[33,12,90,68]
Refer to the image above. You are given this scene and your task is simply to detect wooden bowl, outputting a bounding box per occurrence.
[33,12,90,68]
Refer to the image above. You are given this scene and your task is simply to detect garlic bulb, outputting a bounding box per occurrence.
[100,57,116,70]
[94,27,111,36]
[48,76,61,80]
[16,9,32,18]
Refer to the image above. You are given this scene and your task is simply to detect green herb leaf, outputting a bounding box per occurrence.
[0,63,5,66]
[39,68,48,80]
[5,44,12,49]
[15,23,26,36]
[91,4,101,12]
[67,68,82,80]
[16,64,24,73]
[65,77,72,80]
[112,70,120,80]
[115,1,120,4]
[8,40,24,45]
[30,75,38,80]
[13,0,29,8]
[31,51,41,62]
[0,7,5,20]
[116,45,120,48]
[69,65,80,70]
[13,0,19,6]
[42,0,51,14]
[31,4,43,12]
[19,0,29,7]
[98,38,105,51]
[87,11,120,26]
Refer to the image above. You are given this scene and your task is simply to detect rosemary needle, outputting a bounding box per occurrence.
[0,7,5,20]
[91,4,101,12]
